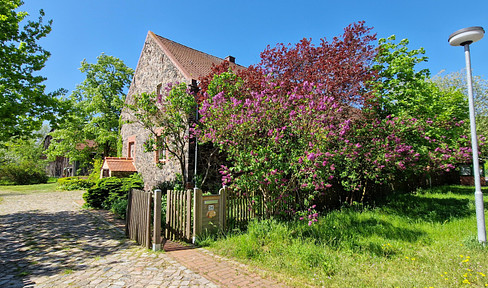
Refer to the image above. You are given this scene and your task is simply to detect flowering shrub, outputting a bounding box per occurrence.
[196,23,478,220]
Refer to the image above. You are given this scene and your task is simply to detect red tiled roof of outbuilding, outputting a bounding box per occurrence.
[104,157,137,172]
[149,31,245,80]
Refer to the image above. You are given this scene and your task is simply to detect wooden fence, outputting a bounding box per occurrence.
[223,187,264,231]
[165,189,192,242]
[126,189,163,250]
[126,187,269,247]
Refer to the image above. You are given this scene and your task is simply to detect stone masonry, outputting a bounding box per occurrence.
[120,34,192,190]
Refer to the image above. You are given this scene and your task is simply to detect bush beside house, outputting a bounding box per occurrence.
[82,174,144,219]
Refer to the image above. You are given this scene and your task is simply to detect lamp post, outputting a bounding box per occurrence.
[448,26,486,243]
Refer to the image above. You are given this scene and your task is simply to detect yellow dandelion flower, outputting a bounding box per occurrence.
[460,255,464,258]
[411,258,416,261]
[463,279,471,284]
[479,272,486,277]
[468,269,472,272]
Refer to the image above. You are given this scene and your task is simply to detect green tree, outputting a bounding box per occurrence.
[0,135,48,185]
[47,54,134,168]
[433,70,488,136]
[373,36,467,122]
[0,0,65,141]
[126,83,197,186]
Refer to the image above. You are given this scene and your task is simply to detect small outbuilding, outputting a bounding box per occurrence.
[100,157,137,178]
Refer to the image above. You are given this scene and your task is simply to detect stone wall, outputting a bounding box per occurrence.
[120,33,191,190]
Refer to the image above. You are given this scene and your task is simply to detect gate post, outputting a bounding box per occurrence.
[193,188,203,244]
[219,186,227,231]
[125,189,132,237]
[153,189,162,251]
[165,190,170,240]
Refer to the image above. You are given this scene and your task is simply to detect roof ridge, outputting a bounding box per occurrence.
[148,31,243,80]
[152,32,226,63]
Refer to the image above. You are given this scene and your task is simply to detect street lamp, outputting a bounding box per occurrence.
[448,26,486,243]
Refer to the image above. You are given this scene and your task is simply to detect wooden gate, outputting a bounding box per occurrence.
[126,189,163,250]
[165,189,193,242]
[125,189,152,248]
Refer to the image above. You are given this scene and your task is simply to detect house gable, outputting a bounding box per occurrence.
[120,31,241,190]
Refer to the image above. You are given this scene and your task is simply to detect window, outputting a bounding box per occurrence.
[128,141,135,159]
[157,83,163,96]
[459,163,485,177]
[155,136,167,163]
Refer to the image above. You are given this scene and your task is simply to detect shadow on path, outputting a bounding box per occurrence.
[0,210,126,287]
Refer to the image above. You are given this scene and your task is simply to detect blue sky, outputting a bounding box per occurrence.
[21,0,488,95]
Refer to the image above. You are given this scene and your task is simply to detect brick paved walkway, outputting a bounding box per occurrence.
[165,244,286,288]
[0,187,289,287]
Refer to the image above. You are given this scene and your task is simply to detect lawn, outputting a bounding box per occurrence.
[202,185,488,287]
[0,182,59,195]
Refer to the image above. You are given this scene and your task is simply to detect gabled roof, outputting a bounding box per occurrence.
[103,157,137,172]
[149,31,244,80]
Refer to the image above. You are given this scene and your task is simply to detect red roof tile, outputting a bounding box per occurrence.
[76,139,97,150]
[104,157,137,172]
[149,32,244,80]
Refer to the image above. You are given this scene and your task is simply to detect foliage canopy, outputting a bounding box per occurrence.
[0,0,65,141]
[46,54,134,169]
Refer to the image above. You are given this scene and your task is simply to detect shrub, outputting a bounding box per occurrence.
[111,198,128,219]
[0,161,48,185]
[84,177,122,209]
[58,176,94,191]
[87,158,103,183]
[83,174,144,219]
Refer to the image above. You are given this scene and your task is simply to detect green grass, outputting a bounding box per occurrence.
[204,185,488,287]
[0,182,59,195]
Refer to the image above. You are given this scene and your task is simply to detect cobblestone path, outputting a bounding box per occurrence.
[0,188,216,288]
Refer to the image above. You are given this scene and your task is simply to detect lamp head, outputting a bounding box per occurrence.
[449,26,485,46]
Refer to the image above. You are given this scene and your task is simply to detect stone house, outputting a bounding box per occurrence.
[119,31,241,190]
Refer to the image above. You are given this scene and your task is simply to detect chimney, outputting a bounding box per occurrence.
[225,56,235,63]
